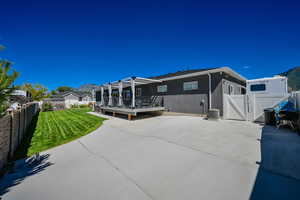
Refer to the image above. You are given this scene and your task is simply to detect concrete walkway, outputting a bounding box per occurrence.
[1,113,300,200]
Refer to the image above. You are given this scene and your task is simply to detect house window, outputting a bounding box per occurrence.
[250,84,266,92]
[183,81,198,91]
[228,85,234,95]
[136,88,142,97]
[157,85,167,93]
[240,87,246,94]
[79,97,83,101]
[123,90,131,100]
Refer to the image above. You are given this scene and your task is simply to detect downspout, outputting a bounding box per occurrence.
[208,73,212,110]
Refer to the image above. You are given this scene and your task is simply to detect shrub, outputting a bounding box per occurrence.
[71,104,79,108]
[42,102,53,112]
[88,102,94,108]
[79,104,89,108]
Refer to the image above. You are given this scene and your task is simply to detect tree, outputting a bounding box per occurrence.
[56,86,73,93]
[51,90,58,95]
[22,83,50,101]
[0,60,19,114]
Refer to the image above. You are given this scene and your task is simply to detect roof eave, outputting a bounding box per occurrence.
[156,67,247,82]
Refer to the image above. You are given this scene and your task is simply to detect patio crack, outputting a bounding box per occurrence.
[77,140,155,200]
[109,124,258,168]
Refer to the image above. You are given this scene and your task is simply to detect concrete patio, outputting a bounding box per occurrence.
[1,113,300,200]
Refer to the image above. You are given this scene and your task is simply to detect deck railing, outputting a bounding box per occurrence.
[98,95,163,109]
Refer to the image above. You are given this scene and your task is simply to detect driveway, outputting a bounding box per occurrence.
[1,113,300,200]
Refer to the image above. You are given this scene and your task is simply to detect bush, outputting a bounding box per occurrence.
[79,104,89,108]
[71,104,79,109]
[88,102,94,108]
[42,102,53,112]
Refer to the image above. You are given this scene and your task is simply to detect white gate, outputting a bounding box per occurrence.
[223,94,248,120]
[223,93,290,121]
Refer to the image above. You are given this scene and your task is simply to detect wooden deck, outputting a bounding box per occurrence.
[99,106,165,120]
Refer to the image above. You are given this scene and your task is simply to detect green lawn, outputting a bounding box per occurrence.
[17,108,106,157]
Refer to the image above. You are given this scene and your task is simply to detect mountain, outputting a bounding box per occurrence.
[280,66,300,91]
[76,84,100,93]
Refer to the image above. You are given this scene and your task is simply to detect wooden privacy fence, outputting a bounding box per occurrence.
[0,103,39,172]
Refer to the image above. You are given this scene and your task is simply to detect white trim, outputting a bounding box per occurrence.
[108,84,112,106]
[131,78,135,108]
[246,76,286,82]
[157,67,246,82]
[118,81,123,106]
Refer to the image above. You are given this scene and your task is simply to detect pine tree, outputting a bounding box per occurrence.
[0,60,19,115]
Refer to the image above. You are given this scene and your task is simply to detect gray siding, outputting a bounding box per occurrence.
[164,94,208,114]
[136,74,210,114]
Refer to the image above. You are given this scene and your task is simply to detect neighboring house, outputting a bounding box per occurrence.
[44,91,94,110]
[8,90,32,110]
[96,67,246,116]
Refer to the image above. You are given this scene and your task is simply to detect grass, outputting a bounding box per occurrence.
[14,108,106,158]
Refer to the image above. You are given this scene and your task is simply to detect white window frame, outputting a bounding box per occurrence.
[250,83,266,92]
[157,85,167,93]
[183,81,198,91]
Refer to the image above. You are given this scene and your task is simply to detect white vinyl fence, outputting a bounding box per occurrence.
[224,93,290,122]
[292,91,300,110]
[223,95,247,121]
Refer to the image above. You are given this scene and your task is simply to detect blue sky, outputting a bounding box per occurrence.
[1,0,300,90]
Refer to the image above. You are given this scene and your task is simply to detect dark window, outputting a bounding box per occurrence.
[95,91,101,102]
[79,97,83,101]
[241,88,246,94]
[250,84,266,92]
[228,85,234,95]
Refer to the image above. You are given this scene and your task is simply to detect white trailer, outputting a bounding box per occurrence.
[223,76,290,122]
[246,76,288,95]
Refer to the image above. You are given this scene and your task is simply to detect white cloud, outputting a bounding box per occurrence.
[243,65,251,69]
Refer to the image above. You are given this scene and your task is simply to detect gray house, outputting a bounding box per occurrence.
[95,67,246,116]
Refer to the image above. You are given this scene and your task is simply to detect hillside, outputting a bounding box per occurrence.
[76,84,100,92]
[280,66,300,91]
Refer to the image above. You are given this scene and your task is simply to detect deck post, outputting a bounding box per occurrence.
[108,83,112,106]
[100,87,104,106]
[131,77,135,108]
[118,80,123,107]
